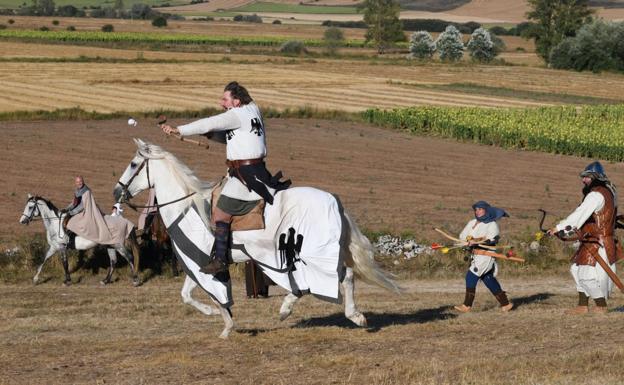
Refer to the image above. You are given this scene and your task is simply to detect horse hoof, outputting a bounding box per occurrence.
[32,278,39,285]
[347,312,367,327]
[279,312,291,321]
[63,280,72,287]
[132,279,142,287]
[218,330,231,339]
[100,280,109,286]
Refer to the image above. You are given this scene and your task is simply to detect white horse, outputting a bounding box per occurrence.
[19,194,141,286]
[113,139,400,338]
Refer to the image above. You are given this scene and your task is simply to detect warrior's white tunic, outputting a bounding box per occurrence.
[556,192,616,299]
[178,103,268,202]
[459,219,499,277]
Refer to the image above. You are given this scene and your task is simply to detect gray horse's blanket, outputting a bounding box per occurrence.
[67,191,134,245]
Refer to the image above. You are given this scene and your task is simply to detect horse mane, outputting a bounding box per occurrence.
[135,139,217,225]
[136,139,217,196]
[35,196,60,215]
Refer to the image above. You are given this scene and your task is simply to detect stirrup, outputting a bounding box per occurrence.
[200,259,229,275]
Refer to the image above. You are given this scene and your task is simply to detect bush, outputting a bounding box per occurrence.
[550,20,624,72]
[323,26,344,54]
[436,25,464,62]
[0,24,6,30]
[91,7,116,18]
[101,24,114,32]
[233,14,262,23]
[39,26,49,31]
[67,25,76,31]
[272,19,281,25]
[57,5,81,17]
[8,19,14,24]
[52,20,59,26]
[488,25,509,36]
[467,28,495,62]
[280,40,307,55]
[409,30,435,59]
[401,19,480,34]
[152,16,167,28]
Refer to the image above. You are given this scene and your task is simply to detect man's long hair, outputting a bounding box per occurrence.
[224,81,253,105]
[583,178,618,206]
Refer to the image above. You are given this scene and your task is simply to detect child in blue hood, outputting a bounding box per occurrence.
[454,201,513,313]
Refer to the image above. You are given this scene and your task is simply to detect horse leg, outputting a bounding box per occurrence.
[342,267,367,327]
[167,244,179,276]
[210,296,234,339]
[33,246,57,284]
[61,249,71,286]
[101,248,117,285]
[180,275,217,316]
[279,293,300,321]
[117,245,141,287]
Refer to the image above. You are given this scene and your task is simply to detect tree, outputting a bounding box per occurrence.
[114,0,124,17]
[361,0,404,54]
[323,27,344,55]
[152,16,167,28]
[409,31,435,59]
[436,25,464,62]
[525,0,594,63]
[467,28,496,62]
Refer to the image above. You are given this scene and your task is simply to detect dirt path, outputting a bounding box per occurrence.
[4,117,624,248]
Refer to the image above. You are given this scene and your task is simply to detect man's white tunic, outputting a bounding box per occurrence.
[177,103,267,202]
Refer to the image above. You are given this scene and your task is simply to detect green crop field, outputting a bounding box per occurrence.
[231,2,359,14]
[364,105,624,161]
[0,29,369,47]
[0,0,189,9]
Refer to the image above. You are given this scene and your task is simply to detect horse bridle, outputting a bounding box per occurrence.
[117,156,196,211]
[23,197,60,223]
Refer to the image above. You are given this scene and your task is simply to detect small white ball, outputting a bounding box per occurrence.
[127,118,137,127]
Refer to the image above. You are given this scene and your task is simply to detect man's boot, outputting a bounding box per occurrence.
[591,297,608,314]
[494,291,513,312]
[454,288,475,313]
[565,292,589,315]
[201,221,230,275]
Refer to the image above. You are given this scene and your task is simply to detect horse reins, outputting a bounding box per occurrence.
[118,157,196,211]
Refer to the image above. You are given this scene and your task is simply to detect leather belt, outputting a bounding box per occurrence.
[226,158,264,169]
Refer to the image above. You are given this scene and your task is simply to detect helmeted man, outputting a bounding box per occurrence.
[548,161,620,314]
[161,81,290,275]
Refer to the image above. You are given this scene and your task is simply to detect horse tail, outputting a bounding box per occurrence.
[343,212,403,294]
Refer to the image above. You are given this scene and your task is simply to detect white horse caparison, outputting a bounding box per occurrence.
[19,195,141,286]
[114,139,400,338]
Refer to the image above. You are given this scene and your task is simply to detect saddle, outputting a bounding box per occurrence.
[211,179,265,231]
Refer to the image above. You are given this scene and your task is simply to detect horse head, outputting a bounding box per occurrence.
[114,139,154,203]
[20,193,39,224]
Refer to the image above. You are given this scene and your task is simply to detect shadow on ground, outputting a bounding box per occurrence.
[292,305,457,332]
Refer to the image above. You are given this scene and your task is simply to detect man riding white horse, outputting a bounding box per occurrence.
[61,176,90,248]
[161,81,290,274]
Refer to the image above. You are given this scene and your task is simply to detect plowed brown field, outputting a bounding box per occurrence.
[4,117,624,248]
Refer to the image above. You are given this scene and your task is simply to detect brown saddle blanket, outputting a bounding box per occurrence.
[211,179,265,231]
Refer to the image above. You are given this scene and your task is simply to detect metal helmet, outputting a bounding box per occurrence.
[580,161,607,180]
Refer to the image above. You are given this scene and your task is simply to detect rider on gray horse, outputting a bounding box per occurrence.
[161,81,290,275]
[61,176,90,248]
